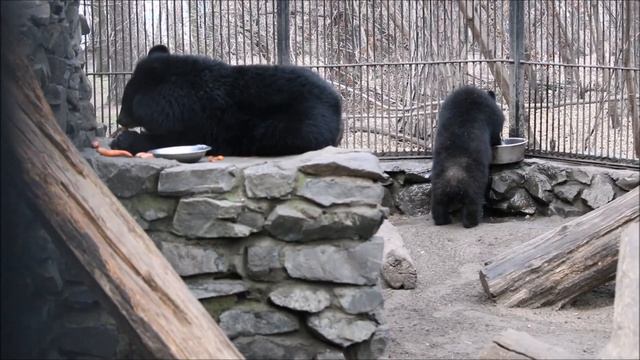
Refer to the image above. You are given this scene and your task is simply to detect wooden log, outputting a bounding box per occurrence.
[479,329,577,359]
[479,187,639,308]
[377,220,418,289]
[600,221,639,359]
[3,52,243,358]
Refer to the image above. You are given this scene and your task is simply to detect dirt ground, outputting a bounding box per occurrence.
[383,214,615,359]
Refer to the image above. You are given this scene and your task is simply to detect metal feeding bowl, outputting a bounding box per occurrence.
[492,137,527,165]
[149,144,211,163]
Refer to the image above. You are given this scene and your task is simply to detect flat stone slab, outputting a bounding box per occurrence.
[284,240,383,285]
[268,285,332,313]
[243,163,297,199]
[297,177,385,207]
[307,309,377,347]
[160,242,228,276]
[219,305,299,339]
[297,149,387,181]
[184,278,248,299]
[334,286,384,315]
[158,162,239,195]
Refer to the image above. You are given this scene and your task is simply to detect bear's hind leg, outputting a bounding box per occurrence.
[461,198,482,228]
[431,195,452,226]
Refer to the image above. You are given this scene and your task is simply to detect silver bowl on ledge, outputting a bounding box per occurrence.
[149,144,211,163]
[492,138,527,165]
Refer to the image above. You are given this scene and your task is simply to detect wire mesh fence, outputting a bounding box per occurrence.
[80,0,639,166]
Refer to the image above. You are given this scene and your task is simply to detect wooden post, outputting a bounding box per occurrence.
[3,53,243,358]
[378,220,418,289]
[479,187,639,308]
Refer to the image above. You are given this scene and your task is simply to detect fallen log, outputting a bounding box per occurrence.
[3,48,242,358]
[479,329,577,359]
[479,187,639,308]
[600,221,639,359]
[377,220,418,289]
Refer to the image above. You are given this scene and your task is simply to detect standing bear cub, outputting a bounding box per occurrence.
[430,85,505,228]
[111,45,343,156]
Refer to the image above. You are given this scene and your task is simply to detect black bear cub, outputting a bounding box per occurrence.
[111,45,343,156]
[430,86,505,228]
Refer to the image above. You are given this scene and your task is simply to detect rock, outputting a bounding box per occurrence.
[237,210,265,231]
[394,183,431,216]
[64,286,98,310]
[345,325,390,360]
[307,309,377,347]
[333,287,384,315]
[548,199,591,217]
[86,155,179,198]
[265,202,384,242]
[615,172,640,191]
[44,84,65,105]
[175,197,243,220]
[284,240,383,285]
[524,172,554,203]
[233,335,327,360]
[269,285,331,313]
[24,1,51,26]
[244,163,297,199]
[380,160,431,184]
[490,170,525,197]
[492,188,537,215]
[246,243,286,282]
[567,167,592,184]
[530,163,568,186]
[185,278,248,300]
[297,177,384,207]
[298,150,387,181]
[54,326,118,358]
[553,182,583,203]
[128,194,177,222]
[219,305,299,339]
[582,174,616,209]
[160,242,228,276]
[157,162,239,195]
[315,350,347,360]
[172,198,255,238]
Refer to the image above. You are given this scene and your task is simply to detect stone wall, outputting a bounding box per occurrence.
[382,158,639,217]
[84,147,390,360]
[17,0,102,148]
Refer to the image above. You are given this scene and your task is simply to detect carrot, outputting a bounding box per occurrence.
[96,147,133,158]
[135,152,155,159]
[207,155,225,162]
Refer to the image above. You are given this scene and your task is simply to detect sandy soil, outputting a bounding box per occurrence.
[383,214,615,359]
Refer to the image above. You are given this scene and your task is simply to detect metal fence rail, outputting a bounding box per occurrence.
[80,0,639,166]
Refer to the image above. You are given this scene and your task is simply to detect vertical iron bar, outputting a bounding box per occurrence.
[509,0,525,137]
[276,0,290,65]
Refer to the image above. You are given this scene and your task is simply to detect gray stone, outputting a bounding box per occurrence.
[530,163,568,186]
[128,194,177,222]
[175,197,243,220]
[269,285,331,313]
[158,162,239,195]
[346,325,390,360]
[266,202,384,242]
[284,240,383,285]
[492,188,537,215]
[524,171,554,203]
[219,305,299,339]
[172,197,255,238]
[246,244,286,282]
[24,1,51,26]
[553,182,583,203]
[54,326,118,359]
[380,160,431,184]
[298,177,385,207]
[244,163,297,199]
[567,167,592,184]
[45,84,65,105]
[394,183,431,216]
[185,278,248,300]
[307,309,377,347]
[333,287,384,315]
[87,155,179,198]
[615,172,639,191]
[160,242,228,276]
[237,210,265,230]
[549,199,591,217]
[582,174,616,209]
[64,286,98,310]
[315,350,347,360]
[298,150,387,181]
[233,335,326,360]
[491,170,525,197]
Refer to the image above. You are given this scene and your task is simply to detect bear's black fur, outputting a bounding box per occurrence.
[111,45,343,156]
[430,86,505,228]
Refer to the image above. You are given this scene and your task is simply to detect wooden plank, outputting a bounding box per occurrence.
[479,329,577,359]
[479,187,639,308]
[3,51,243,358]
[600,221,639,359]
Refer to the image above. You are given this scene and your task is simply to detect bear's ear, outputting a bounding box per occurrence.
[148,44,170,56]
[487,90,496,100]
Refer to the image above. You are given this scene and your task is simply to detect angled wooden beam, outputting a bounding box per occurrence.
[3,51,243,359]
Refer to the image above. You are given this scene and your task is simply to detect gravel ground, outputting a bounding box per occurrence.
[383,214,615,359]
